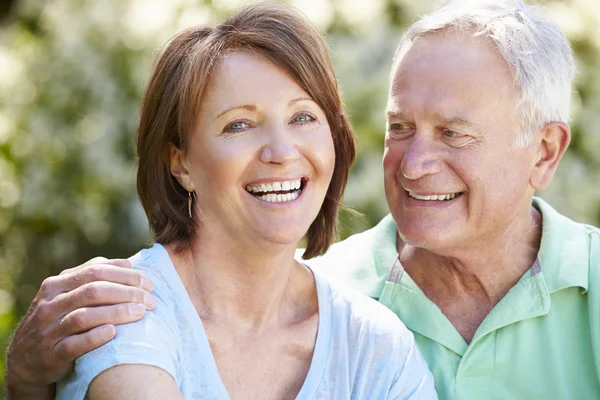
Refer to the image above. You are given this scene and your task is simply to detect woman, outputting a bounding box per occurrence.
[57,3,436,399]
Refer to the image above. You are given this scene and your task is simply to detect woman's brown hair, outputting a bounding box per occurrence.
[136,2,356,258]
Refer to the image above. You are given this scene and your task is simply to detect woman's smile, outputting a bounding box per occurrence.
[245,178,306,204]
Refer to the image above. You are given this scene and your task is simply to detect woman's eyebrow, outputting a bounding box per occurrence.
[289,97,314,106]
[216,105,257,119]
[216,97,314,119]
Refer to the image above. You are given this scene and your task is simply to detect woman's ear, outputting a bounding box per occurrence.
[170,144,194,191]
[529,121,570,190]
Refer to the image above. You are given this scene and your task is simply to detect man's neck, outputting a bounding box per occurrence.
[399,205,543,342]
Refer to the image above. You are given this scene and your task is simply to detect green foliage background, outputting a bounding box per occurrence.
[1,0,599,393]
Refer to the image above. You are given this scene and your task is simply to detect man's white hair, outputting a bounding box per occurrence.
[392,0,576,147]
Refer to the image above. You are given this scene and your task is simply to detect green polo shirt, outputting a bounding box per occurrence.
[303,197,600,399]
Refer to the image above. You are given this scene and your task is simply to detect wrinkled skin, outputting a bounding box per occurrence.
[5,257,156,400]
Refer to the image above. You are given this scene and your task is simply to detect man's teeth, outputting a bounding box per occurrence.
[408,191,461,201]
[245,179,302,194]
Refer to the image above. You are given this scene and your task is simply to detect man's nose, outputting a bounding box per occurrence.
[400,135,442,180]
[259,125,300,165]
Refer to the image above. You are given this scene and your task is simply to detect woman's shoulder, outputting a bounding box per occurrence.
[312,271,436,398]
[129,243,181,304]
[56,244,185,400]
[320,272,406,332]
[316,269,423,363]
[129,243,172,276]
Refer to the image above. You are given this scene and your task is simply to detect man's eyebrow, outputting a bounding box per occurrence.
[385,108,411,120]
[435,114,483,134]
[216,105,257,119]
[436,114,473,127]
[385,109,483,134]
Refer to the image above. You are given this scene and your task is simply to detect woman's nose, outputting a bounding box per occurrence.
[259,125,300,165]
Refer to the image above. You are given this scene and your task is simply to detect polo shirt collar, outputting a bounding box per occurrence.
[534,196,589,293]
[371,214,401,283]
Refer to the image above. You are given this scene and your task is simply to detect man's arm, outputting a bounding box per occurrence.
[5,257,157,400]
[88,364,183,400]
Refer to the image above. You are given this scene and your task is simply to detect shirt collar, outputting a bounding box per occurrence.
[534,196,590,294]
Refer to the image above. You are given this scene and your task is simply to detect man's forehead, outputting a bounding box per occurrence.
[393,30,507,80]
[387,30,517,120]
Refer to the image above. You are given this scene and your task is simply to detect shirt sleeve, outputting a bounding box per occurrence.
[56,272,181,400]
[387,335,438,399]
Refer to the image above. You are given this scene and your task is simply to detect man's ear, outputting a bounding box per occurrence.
[170,144,194,191]
[530,121,570,190]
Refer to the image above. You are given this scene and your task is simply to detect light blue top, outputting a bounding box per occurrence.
[57,243,436,399]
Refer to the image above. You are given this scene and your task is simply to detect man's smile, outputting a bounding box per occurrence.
[406,189,463,202]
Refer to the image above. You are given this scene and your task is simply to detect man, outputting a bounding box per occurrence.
[6,0,600,399]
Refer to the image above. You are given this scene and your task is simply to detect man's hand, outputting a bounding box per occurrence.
[5,257,157,400]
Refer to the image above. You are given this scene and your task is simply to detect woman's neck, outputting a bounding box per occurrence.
[166,231,316,335]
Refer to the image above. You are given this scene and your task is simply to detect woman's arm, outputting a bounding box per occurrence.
[88,365,183,400]
[56,255,182,400]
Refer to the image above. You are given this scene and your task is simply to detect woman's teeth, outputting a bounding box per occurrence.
[245,179,303,203]
[246,179,302,193]
[257,192,300,203]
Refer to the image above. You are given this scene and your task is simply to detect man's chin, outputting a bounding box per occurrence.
[396,221,464,251]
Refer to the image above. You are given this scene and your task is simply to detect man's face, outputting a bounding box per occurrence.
[384,31,539,253]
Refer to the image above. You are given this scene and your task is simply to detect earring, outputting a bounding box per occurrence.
[188,191,193,218]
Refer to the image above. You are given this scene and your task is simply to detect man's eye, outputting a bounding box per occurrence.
[389,123,409,130]
[387,123,413,139]
[443,129,462,138]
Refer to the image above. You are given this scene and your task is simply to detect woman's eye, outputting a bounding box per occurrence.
[225,121,250,132]
[293,113,315,124]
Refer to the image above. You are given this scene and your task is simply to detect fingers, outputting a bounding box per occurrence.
[56,303,147,338]
[52,282,157,318]
[56,264,153,293]
[53,324,117,362]
[60,257,131,276]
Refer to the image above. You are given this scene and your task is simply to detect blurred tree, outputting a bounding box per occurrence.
[0,0,18,21]
[0,0,599,395]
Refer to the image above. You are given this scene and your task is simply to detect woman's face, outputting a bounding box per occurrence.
[171,52,335,248]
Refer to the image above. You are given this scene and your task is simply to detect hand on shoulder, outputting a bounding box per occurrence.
[5,257,156,400]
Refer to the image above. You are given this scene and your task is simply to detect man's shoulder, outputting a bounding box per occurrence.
[535,196,600,238]
[300,214,399,299]
[586,226,600,290]
[535,197,600,293]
